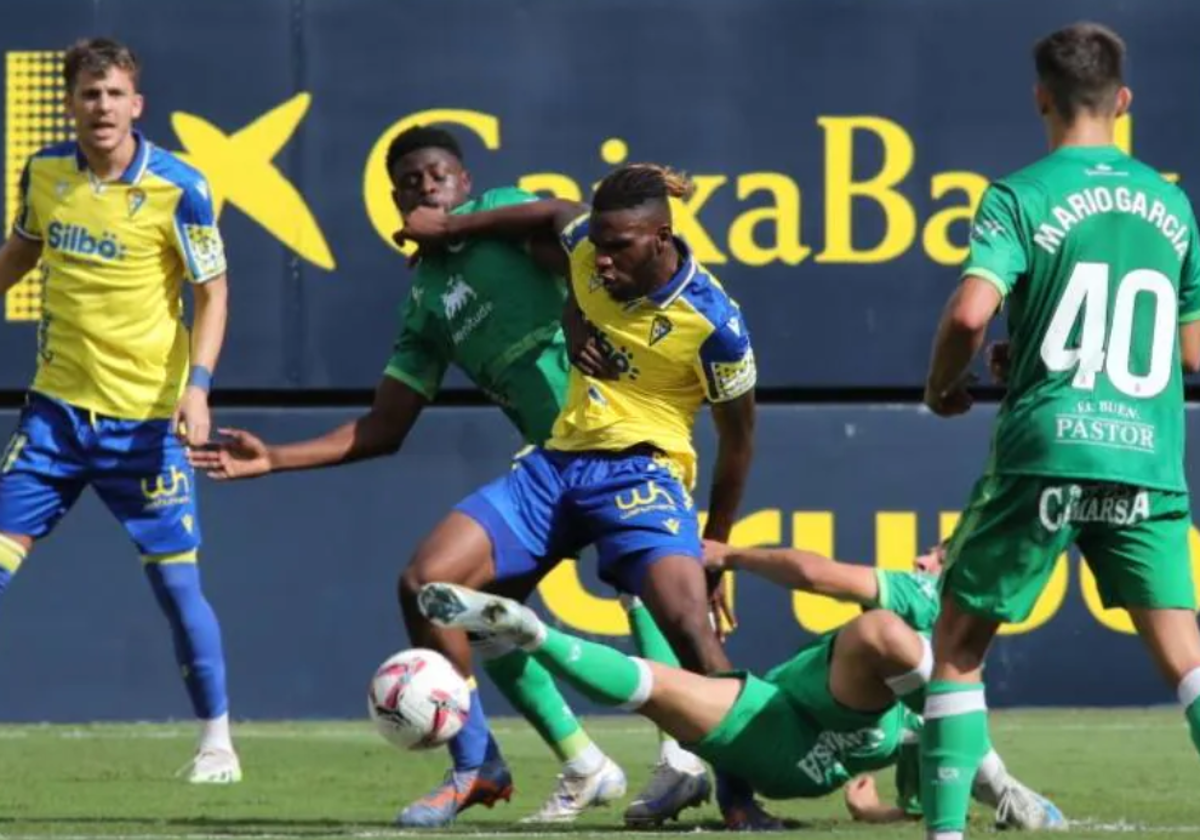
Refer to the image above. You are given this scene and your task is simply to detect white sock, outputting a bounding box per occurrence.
[564,742,605,777]
[660,737,705,773]
[884,635,933,697]
[971,748,1010,807]
[1178,666,1200,709]
[199,712,233,753]
[929,833,963,840]
[517,606,549,651]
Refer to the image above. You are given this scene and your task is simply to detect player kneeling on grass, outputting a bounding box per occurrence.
[416,543,1065,830]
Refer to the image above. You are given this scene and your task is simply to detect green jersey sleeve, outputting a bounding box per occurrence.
[873,570,940,634]
[384,284,450,399]
[962,184,1028,299]
[454,186,539,215]
[1179,202,1200,323]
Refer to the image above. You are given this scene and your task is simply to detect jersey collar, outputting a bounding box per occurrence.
[74,129,151,186]
[643,237,697,309]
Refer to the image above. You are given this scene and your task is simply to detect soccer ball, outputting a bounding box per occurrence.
[367,648,471,750]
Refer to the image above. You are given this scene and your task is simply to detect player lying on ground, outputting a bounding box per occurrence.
[921,22,1200,839]
[0,39,238,784]
[190,127,704,826]
[397,164,774,829]
[415,540,1065,829]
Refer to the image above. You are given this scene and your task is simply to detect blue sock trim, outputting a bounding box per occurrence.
[448,687,500,771]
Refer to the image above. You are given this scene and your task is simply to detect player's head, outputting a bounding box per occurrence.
[64,38,143,156]
[387,126,472,218]
[1032,23,1130,127]
[589,163,694,302]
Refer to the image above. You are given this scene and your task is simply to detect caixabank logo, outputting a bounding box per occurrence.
[4,50,334,322]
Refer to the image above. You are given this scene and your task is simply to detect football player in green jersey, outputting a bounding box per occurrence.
[416,542,1061,829]
[921,22,1200,839]
[191,126,704,826]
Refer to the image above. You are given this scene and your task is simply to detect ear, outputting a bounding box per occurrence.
[460,167,472,195]
[1033,82,1051,117]
[656,223,673,250]
[131,92,145,121]
[1114,86,1133,118]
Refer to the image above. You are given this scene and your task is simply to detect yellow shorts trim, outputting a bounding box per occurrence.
[141,550,198,566]
[0,534,27,573]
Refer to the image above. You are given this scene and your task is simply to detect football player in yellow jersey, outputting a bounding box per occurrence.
[0,39,238,783]
[398,164,775,829]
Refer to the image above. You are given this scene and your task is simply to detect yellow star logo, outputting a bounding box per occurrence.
[172,92,335,269]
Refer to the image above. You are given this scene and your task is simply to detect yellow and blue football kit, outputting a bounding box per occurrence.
[456,215,756,594]
[1,133,224,557]
[0,132,230,723]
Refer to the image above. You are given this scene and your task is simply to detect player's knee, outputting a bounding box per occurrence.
[857,611,918,664]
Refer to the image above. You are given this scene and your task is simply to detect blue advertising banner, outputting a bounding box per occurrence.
[2,0,1198,389]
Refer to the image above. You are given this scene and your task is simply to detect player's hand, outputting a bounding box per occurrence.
[187,427,273,480]
[987,341,1012,385]
[844,775,882,820]
[923,374,977,417]
[702,538,734,571]
[707,570,737,640]
[393,206,453,248]
[564,304,620,379]
[171,386,211,447]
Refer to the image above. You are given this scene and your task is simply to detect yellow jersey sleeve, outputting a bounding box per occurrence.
[169,174,227,283]
[693,299,757,403]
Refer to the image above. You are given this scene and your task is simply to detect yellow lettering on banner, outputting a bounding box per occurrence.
[791,512,859,633]
[518,174,583,201]
[877,512,917,571]
[363,109,500,255]
[923,172,988,265]
[1115,114,1179,184]
[727,174,811,266]
[538,561,626,636]
[669,176,728,264]
[817,117,916,263]
[939,511,1068,636]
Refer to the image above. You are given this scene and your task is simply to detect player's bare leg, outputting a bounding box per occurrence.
[637,555,780,830]
[620,593,713,826]
[831,611,1062,831]
[1129,608,1200,755]
[418,581,741,740]
[395,512,513,827]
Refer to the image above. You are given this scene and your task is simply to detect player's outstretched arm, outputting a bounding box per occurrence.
[190,377,427,480]
[703,541,880,606]
[397,199,587,250]
[923,276,1001,417]
[0,234,43,297]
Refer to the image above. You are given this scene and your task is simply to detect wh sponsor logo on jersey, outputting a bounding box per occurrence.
[1037,484,1151,533]
[46,221,126,261]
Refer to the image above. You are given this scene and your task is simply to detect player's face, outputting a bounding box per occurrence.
[590,209,673,302]
[68,67,143,155]
[390,149,471,217]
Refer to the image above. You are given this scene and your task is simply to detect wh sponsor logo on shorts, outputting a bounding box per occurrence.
[141,466,192,510]
[614,480,676,520]
[1038,484,1150,533]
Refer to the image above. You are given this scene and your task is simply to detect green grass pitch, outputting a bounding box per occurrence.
[1,709,1198,839]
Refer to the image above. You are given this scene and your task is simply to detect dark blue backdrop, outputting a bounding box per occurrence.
[0,405,1194,721]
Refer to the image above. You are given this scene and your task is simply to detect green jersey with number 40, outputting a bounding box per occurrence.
[965,146,1200,492]
[385,187,570,444]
